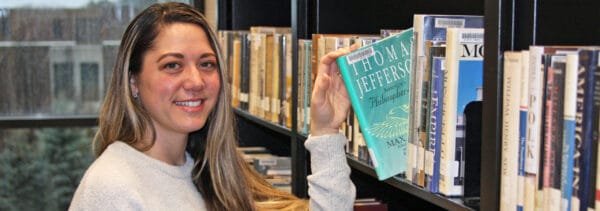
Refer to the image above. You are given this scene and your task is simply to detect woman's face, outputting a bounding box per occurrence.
[132,22,220,140]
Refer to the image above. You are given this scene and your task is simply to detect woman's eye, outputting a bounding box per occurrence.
[164,62,180,69]
[199,62,217,70]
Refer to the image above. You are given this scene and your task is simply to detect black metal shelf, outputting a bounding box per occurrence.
[0,115,98,128]
[346,156,475,211]
[295,131,474,210]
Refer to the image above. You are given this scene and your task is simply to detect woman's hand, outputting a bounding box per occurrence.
[310,44,358,136]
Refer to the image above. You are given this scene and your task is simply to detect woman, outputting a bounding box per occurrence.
[70,2,356,211]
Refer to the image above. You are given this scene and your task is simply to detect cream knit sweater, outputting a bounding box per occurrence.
[69,133,355,211]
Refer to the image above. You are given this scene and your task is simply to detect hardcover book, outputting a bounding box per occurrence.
[425,44,446,193]
[576,48,600,211]
[439,27,484,196]
[541,54,566,211]
[500,51,522,211]
[518,50,530,211]
[560,53,578,211]
[337,28,414,180]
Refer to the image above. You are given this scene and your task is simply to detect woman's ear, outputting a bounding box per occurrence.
[130,75,139,98]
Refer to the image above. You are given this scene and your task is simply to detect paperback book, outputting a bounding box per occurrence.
[337,28,414,180]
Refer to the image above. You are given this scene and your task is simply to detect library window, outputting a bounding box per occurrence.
[0,0,193,210]
[81,62,100,102]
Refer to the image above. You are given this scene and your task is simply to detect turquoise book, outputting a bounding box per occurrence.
[336,28,413,180]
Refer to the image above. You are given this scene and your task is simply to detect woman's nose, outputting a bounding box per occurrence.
[183,66,205,92]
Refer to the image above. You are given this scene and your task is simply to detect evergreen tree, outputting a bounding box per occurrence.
[0,129,48,210]
[0,128,94,210]
[37,128,94,210]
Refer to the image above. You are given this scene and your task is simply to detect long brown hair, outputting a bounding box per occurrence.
[94,2,306,210]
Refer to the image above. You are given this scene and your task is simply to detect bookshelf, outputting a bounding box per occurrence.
[217,0,480,210]
[214,0,599,210]
[482,0,600,210]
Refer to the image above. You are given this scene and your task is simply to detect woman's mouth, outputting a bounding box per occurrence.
[175,100,202,107]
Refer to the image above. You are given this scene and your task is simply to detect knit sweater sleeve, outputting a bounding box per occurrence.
[305,132,356,211]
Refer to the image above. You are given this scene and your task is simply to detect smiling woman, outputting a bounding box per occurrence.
[0,1,192,211]
[68,2,356,211]
[129,22,221,165]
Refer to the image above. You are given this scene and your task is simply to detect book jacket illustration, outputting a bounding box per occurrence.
[337,28,413,180]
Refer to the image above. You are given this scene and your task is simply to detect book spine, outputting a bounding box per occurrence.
[297,39,305,133]
[560,53,578,211]
[264,35,274,122]
[542,54,566,211]
[284,34,293,128]
[232,36,242,109]
[500,51,522,211]
[275,34,286,126]
[524,46,545,211]
[239,33,250,111]
[427,56,445,193]
[270,34,281,124]
[408,15,425,184]
[303,39,312,134]
[588,51,599,211]
[578,49,600,211]
[518,50,530,211]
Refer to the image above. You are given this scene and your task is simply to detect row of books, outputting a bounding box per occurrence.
[220,14,487,198]
[500,46,600,211]
[218,27,293,128]
[403,15,483,198]
[354,198,388,211]
[332,14,484,199]
[239,146,292,193]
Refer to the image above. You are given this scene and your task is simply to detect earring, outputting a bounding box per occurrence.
[132,92,139,99]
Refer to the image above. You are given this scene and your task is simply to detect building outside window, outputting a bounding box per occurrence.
[0,1,193,210]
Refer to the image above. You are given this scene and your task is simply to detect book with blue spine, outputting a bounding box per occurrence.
[560,53,578,211]
[337,28,413,180]
[576,48,600,211]
[426,48,445,193]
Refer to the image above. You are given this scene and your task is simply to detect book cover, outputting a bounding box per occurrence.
[439,28,484,196]
[500,51,522,211]
[337,28,413,180]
